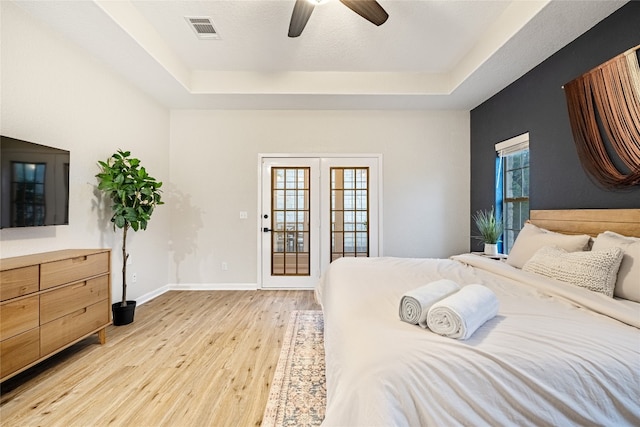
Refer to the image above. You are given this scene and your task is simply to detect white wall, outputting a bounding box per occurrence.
[169,110,470,286]
[1,1,470,296]
[0,2,171,304]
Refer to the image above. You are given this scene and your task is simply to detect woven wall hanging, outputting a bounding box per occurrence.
[564,45,640,189]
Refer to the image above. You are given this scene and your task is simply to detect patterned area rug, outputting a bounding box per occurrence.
[262,310,326,427]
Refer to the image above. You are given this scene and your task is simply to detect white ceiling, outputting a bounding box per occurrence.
[12,0,627,110]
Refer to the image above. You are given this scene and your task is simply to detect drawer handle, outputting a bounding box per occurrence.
[72,308,88,318]
[72,282,88,290]
[72,256,88,263]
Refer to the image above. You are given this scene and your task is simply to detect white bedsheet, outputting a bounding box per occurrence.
[316,255,640,427]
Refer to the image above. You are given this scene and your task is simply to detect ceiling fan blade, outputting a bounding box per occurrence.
[288,0,316,37]
[339,0,389,26]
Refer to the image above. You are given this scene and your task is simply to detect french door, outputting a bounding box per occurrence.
[260,156,380,288]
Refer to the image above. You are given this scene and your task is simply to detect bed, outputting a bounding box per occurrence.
[316,209,640,426]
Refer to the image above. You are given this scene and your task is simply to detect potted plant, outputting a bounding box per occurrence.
[472,206,503,255]
[96,150,163,325]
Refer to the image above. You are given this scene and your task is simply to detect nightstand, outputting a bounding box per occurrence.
[471,252,508,261]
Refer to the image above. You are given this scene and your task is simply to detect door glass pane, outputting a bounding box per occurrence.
[331,167,369,261]
[271,167,310,275]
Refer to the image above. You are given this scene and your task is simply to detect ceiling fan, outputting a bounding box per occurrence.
[288,0,389,37]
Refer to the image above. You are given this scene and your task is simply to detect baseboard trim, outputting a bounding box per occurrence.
[170,283,258,291]
[136,285,171,306]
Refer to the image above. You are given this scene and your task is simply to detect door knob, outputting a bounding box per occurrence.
[263,227,272,233]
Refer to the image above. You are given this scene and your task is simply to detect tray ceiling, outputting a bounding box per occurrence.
[11,0,628,110]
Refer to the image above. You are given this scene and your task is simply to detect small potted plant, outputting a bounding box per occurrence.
[96,150,163,325]
[472,206,503,255]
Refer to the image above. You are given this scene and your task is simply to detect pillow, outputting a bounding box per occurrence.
[506,222,591,269]
[592,231,640,302]
[522,245,623,297]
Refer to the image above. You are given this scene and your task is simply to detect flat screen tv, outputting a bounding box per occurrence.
[1,135,70,229]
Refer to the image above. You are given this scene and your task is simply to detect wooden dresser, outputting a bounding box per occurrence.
[0,249,111,382]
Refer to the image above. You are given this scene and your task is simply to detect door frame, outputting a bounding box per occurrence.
[257,153,384,289]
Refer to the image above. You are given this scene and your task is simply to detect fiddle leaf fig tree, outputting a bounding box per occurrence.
[96,150,163,307]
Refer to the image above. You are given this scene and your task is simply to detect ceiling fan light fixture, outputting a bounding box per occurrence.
[289,0,388,38]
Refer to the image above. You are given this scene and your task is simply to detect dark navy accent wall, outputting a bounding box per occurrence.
[470,1,640,251]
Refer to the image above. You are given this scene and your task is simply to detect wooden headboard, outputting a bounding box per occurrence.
[529,209,640,237]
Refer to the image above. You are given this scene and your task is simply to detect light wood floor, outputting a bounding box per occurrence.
[0,290,320,427]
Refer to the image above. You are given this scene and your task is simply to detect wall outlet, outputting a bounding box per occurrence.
[132,273,137,283]
[221,262,228,271]
[239,211,248,219]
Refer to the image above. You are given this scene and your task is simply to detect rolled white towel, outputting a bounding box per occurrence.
[399,279,461,327]
[426,284,499,340]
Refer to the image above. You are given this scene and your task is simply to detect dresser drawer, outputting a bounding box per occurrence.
[0,266,39,302]
[40,300,109,355]
[40,275,109,324]
[0,328,40,379]
[0,295,39,341]
[40,252,109,290]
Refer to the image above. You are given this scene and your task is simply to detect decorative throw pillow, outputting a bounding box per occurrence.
[522,245,623,297]
[506,222,592,269]
[592,231,640,302]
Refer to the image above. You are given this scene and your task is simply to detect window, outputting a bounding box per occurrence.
[495,134,529,254]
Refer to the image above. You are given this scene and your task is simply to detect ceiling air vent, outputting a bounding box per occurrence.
[185,16,220,40]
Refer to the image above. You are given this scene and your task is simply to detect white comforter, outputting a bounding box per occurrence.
[316,255,640,427]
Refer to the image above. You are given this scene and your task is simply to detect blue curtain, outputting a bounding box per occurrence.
[495,155,504,254]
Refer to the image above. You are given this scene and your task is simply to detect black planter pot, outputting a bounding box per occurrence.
[112,300,137,326]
